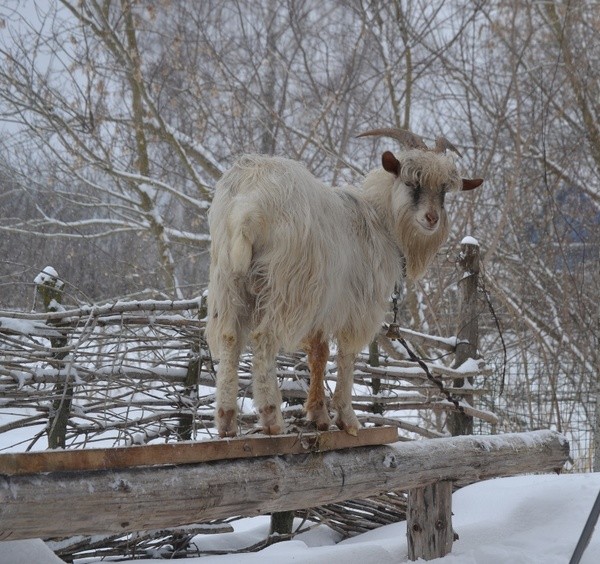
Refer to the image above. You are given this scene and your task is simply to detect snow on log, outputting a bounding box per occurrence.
[0,430,568,541]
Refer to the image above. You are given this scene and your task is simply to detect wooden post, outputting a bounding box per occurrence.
[593,298,600,472]
[594,370,600,472]
[35,267,71,450]
[178,343,200,441]
[178,296,205,441]
[270,511,295,535]
[407,481,454,560]
[448,238,479,437]
[369,339,384,414]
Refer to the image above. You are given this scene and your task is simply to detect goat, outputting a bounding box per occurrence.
[206,128,483,437]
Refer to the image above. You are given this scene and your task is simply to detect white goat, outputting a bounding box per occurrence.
[206,128,483,437]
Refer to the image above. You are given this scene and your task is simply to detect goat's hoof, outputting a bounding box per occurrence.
[335,413,361,436]
[216,408,237,438]
[306,403,331,431]
[258,405,284,435]
[336,421,359,437]
[262,424,283,435]
[307,419,331,432]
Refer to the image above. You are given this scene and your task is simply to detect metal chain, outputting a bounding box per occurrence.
[386,276,465,413]
[478,268,508,395]
[390,283,400,325]
[396,335,465,414]
[386,281,464,414]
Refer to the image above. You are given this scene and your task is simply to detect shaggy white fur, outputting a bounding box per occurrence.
[206,149,480,437]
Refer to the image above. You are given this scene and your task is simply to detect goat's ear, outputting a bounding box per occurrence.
[382,151,401,176]
[461,178,484,191]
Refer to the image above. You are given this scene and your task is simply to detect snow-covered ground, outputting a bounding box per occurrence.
[1,472,599,564]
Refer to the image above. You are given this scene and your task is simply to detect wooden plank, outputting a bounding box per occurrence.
[0,430,569,541]
[0,426,398,477]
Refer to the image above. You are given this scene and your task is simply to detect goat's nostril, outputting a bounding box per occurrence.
[425,212,439,226]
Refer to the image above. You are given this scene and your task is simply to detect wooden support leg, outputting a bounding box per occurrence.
[407,481,454,561]
[270,510,295,535]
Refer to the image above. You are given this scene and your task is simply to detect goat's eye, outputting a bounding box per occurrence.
[408,182,422,205]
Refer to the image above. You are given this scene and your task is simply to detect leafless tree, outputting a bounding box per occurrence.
[0,0,598,466]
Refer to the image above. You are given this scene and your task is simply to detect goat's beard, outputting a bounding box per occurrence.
[395,210,449,281]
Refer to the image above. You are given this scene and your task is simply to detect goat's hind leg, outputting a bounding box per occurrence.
[304,334,331,431]
[215,333,243,438]
[251,332,285,435]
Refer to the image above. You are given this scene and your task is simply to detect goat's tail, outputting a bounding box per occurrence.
[205,238,251,359]
[205,230,253,359]
[228,219,254,278]
[205,165,263,359]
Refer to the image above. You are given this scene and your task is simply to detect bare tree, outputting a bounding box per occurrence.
[0,0,598,465]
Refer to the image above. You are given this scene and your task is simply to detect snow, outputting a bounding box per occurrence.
[0,317,61,338]
[460,236,479,246]
[33,266,62,287]
[454,357,481,374]
[0,539,65,564]
[1,473,599,563]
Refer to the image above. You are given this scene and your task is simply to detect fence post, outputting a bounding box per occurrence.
[448,238,479,436]
[593,298,600,472]
[35,267,71,449]
[178,298,206,441]
[369,339,384,414]
[178,340,200,441]
[407,481,454,560]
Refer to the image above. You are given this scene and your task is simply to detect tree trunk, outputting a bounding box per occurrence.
[121,0,182,297]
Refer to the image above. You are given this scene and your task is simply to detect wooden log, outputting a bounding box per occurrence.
[407,481,453,560]
[0,430,568,541]
[0,298,203,322]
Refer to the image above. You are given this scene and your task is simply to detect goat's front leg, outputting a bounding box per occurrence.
[251,332,284,435]
[331,342,361,436]
[215,334,242,437]
[304,334,331,431]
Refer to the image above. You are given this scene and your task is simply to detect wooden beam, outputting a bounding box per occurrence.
[0,427,398,476]
[0,430,569,541]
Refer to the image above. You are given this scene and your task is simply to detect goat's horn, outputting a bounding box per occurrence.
[434,136,463,158]
[356,128,429,151]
